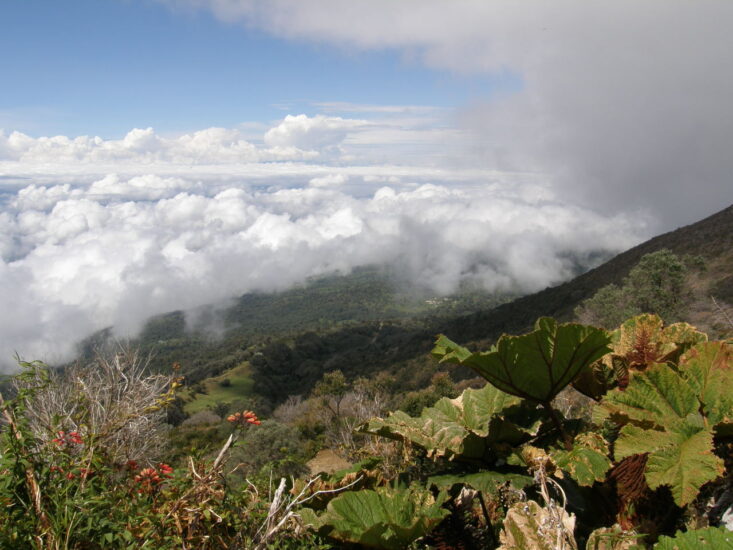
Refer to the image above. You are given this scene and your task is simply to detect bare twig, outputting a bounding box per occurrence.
[252,474,364,550]
[15,345,175,464]
[712,295,733,330]
[534,460,577,550]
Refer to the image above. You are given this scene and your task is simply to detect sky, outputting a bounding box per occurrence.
[0,0,731,368]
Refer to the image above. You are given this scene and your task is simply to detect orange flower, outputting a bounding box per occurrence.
[227,410,260,427]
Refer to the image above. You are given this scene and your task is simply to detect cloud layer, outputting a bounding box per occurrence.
[0,115,645,368]
[168,0,733,227]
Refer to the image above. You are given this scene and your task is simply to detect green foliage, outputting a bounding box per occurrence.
[573,314,707,399]
[361,383,532,459]
[302,485,449,550]
[597,341,733,506]
[654,527,733,549]
[228,419,309,479]
[576,283,641,329]
[183,362,254,415]
[626,250,687,322]
[6,307,733,549]
[428,470,533,496]
[397,372,459,417]
[576,250,689,328]
[432,317,611,404]
[551,432,611,487]
[0,360,317,549]
[353,316,733,548]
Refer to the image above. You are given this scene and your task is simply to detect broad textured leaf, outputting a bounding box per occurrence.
[433,318,610,403]
[609,314,670,367]
[595,364,698,428]
[615,418,723,506]
[303,486,448,550]
[362,409,469,458]
[643,422,723,506]
[499,500,576,550]
[604,366,725,507]
[679,341,733,428]
[360,384,525,459]
[428,471,532,496]
[654,527,733,549]
[551,432,611,486]
[663,322,709,350]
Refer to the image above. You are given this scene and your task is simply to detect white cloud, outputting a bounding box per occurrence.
[263,114,367,152]
[165,0,733,227]
[0,150,646,369]
[0,113,649,370]
[0,126,320,165]
[308,173,348,188]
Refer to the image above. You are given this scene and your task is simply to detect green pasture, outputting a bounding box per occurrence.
[183,362,253,414]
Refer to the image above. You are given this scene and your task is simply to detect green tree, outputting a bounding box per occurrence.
[398,372,458,417]
[313,370,349,420]
[575,283,639,328]
[626,249,686,322]
[576,249,688,328]
[228,419,309,479]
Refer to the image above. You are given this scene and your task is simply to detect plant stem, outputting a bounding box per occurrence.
[477,491,497,547]
[543,402,573,450]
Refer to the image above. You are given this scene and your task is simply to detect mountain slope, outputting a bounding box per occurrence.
[442,204,733,343]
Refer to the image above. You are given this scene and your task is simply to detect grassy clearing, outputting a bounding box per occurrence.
[183,362,253,414]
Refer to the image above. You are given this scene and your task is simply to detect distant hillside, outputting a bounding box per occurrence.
[74,265,513,385]
[443,203,733,343]
[77,204,733,410]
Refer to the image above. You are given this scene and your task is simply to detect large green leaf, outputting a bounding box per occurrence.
[551,432,611,487]
[598,359,728,506]
[360,384,531,459]
[679,341,733,428]
[302,486,448,550]
[428,471,533,497]
[614,417,723,506]
[433,318,611,404]
[595,363,698,428]
[654,527,733,549]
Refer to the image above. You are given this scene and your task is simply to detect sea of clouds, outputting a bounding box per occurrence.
[0,114,646,368]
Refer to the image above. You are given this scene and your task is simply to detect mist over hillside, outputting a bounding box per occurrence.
[0,172,645,371]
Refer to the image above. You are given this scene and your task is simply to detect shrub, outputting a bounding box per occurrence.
[576,249,688,327]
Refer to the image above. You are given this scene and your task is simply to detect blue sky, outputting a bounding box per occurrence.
[1,0,510,138]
